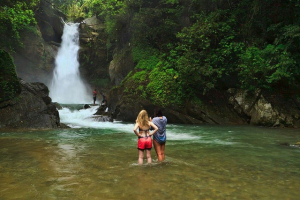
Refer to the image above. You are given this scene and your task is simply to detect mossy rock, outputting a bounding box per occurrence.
[39,20,55,41]
[0,50,21,102]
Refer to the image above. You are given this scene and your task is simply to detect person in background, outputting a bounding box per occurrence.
[150,108,167,162]
[101,92,106,105]
[93,89,97,105]
[133,110,158,165]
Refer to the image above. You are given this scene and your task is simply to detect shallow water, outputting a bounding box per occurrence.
[0,106,299,199]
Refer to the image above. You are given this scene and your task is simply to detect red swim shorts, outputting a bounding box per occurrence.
[137,137,152,150]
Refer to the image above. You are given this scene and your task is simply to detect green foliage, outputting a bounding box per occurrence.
[66,3,86,20]
[146,67,184,107]
[50,0,92,18]
[90,0,126,17]
[0,50,21,102]
[161,10,244,94]
[129,1,181,50]
[9,0,296,106]
[131,71,147,83]
[87,0,127,41]
[238,44,299,91]
[137,85,147,99]
[135,56,159,71]
[132,45,159,71]
[121,70,149,101]
[77,0,300,102]
[95,0,299,105]
[0,0,39,51]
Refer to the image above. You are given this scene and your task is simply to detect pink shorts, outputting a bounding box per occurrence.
[137,137,152,150]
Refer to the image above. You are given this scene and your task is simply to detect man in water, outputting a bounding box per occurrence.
[93,89,97,105]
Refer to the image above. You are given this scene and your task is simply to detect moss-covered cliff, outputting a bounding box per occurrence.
[0,50,61,129]
[0,50,21,102]
[78,16,113,93]
[101,0,300,127]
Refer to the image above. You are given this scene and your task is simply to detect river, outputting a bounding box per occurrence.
[0,105,299,199]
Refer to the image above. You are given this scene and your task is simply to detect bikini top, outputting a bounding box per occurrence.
[138,126,150,138]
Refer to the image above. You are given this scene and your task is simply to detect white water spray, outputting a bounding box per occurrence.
[59,106,200,140]
[49,22,91,104]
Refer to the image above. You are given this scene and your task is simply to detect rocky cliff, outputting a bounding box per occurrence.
[0,80,61,129]
[0,51,60,129]
[107,64,300,128]
[78,16,113,94]
[108,87,300,128]
[12,0,65,84]
[9,0,115,96]
[0,50,21,103]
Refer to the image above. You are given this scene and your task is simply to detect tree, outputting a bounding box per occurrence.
[0,0,39,51]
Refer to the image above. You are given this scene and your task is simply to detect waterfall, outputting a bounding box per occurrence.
[49,22,91,104]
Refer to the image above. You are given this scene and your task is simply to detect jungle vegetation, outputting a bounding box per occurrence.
[1,0,300,107]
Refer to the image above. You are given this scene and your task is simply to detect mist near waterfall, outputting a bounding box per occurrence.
[49,22,91,104]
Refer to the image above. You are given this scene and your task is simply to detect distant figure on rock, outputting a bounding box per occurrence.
[93,89,97,105]
[101,92,106,105]
[101,100,107,105]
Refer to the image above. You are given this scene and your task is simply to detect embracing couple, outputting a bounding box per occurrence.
[133,109,167,165]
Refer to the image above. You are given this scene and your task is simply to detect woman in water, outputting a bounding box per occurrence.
[133,110,158,165]
[151,109,167,162]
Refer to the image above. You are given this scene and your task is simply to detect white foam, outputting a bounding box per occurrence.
[167,132,201,140]
[59,107,202,141]
[59,107,134,133]
[49,22,91,104]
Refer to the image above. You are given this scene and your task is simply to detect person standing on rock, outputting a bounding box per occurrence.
[101,92,106,105]
[150,108,167,162]
[133,110,158,165]
[93,89,97,105]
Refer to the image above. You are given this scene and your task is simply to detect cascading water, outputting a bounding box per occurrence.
[49,22,91,104]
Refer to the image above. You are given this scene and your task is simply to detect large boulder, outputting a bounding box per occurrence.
[35,0,66,43]
[227,89,300,127]
[83,16,104,31]
[39,20,56,42]
[90,105,113,122]
[0,79,61,129]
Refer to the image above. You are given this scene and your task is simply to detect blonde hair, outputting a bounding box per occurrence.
[136,110,149,128]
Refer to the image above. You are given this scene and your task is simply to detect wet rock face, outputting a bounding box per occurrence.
[84,104,91,109]
[12,0,65,84]
[250,97,279,126]
[35,0,65,43]
[227,89,300,127]
[92,105,113,122]
[78,16,113,93]
[108,47,135,86]
[0,50,21,103]
[0,79,60,129]
[108,87,300,127]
